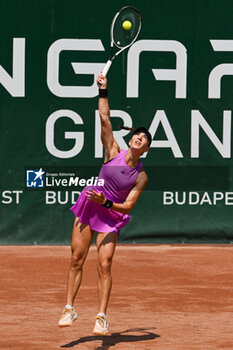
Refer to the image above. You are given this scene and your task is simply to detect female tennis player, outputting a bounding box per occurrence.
[58,74,151,335]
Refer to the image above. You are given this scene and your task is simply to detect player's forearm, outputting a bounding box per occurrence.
[111,201,133,215]
[85,189,134,214]
[99,96,110,122]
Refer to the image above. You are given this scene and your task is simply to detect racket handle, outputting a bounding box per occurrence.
[102,60,112,77]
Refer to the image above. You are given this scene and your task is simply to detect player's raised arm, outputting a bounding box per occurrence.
[97,74,120,162]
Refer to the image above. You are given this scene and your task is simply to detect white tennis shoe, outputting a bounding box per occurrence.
[58,307,78,327]
[93,315,109,335]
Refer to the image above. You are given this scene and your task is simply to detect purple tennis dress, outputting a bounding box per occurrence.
[70,149,142,234]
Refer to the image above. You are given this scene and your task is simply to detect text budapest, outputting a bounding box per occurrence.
[163,192,233,205]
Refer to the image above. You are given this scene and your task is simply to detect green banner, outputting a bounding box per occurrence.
[1,0,233,244]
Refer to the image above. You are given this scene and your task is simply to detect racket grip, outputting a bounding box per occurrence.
[102,60,112,77]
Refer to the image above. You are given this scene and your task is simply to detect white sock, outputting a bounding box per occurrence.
[65,304,73,310]
[97,312,106,318]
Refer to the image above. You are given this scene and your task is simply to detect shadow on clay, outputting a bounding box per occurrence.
[60,327,160,349]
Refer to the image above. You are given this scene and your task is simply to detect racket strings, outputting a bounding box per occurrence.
[112,7,141,48]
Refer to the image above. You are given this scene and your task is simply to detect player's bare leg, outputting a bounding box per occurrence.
[58,218,94,327]
[93,231,117,335]
[67,218,94,305]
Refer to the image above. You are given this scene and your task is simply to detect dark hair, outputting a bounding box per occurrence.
[119,125,152,147]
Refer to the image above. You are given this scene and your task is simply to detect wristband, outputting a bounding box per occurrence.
[102,199,113,209]
[99,89,108,98]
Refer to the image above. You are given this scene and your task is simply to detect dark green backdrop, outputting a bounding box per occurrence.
[1,0,233,244]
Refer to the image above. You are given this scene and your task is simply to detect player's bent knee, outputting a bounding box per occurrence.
[70,255,84,270]
[98,260,111,276]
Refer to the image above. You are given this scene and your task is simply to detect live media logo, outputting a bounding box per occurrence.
[25,167,103,190]
[26,169,45,188]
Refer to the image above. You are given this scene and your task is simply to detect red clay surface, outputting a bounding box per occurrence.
[0,245,233,350]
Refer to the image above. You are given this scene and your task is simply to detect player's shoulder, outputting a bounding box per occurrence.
[137,167,148,185]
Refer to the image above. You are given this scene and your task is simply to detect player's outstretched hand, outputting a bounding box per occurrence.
[97,74,107,89]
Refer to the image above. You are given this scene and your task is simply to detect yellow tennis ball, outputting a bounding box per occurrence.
[122,20,132,30]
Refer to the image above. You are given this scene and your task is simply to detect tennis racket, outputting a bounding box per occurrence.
[100,6,141,80]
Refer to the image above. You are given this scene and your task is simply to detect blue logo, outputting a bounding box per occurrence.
[26,168,45,188]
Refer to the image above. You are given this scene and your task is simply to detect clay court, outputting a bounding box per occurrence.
[1,244,233,350]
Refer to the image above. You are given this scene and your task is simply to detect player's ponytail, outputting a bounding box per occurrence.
[118,125,136,133]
